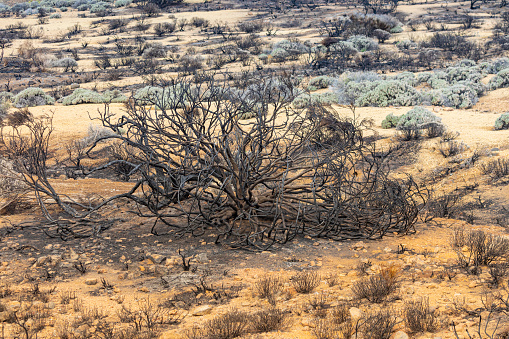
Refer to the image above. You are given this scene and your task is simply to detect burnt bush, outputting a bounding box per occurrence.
[291,271,320,294]
[351,266,399,303]
[361,308,398,339]
[452,228,509,269]
[404,297,442,333]
[254,274,283,305]
[481,158,509,180]
[203,308,250,339]
[249,307,287,333]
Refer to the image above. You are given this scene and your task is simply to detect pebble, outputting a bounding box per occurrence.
[349,307,363,320]
[192,305,213,316]
[391,331,409,339]
[85,278,98,285]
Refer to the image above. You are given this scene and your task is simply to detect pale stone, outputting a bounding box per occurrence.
[349,307,363,320]
[192,305,213,316]
[391,330,409,339]
[85,278,98,285]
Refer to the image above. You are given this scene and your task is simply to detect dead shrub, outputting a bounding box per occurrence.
[404,297,442,333]
[351,266,399,303]
[254,274,283,305]
[452,228,509,269]
[312,317,353,339]
[291,271,320,294]
[489,262,509,287]
[203,308,250,339]
[437,141,467,158]
[249,307,287,333]
[361,308,398,339]
[481,158,509,180]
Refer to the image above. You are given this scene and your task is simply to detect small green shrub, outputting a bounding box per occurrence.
[396,39,417,50]
[381,113,400,129]
[346,35,378,51]
[489,68,509,90]
[356,80,422,107]
[50,57,78,72]
[292,92,337,109]
[60,88,124,105]
[270,48,289,62]
[308,76,332,91]
[431,84,478,109]
[396,106,443,140]
[495,112,509,130]
[13,87,55,108]
[49,12,61,18]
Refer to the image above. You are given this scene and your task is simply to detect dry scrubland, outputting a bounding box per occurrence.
[3,0,509,338]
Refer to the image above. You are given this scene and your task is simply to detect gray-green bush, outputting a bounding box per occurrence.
[13,88,55,108]
[495,112,509,130]
[396,106,444,139]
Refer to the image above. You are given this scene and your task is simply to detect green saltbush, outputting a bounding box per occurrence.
[381,113,401,129]
[495,112,509,130]
[134,85,190,109]
[430,84,478,109]
[61,88,127,105]
[270,48,289,62]
[13,87,55,108]
[292,92,338,109]
[50,12,61,18]
[307,76,332,91]
[346,35,378,51]
[396,40,417,50]
[397,106,443,139]
[356,80,422,107]
[488,68,509,90]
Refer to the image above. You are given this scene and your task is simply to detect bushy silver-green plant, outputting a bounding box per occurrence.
[142,43,167,58]
[430,84,478,109]
[270,48,289,62]
[134,85,192,109]
[390,26,403,33]
[488,68,509,90]
[50,57,78,72]
[356,80,422,107]
[114,0,131,7]
[391,71,417,86]
[495,112,509,130]
[50,12,62,18]
[397,106,443,139]
[346,35,378,51]
[102,90,127,103]
[272,39,310,59]
[488,58,509,74]
[0,92,13,103]
[396,40,417,50]
[307,76,332,91]
[61,88,127,105]
[446,66,483,84]
[333,71,381,105]
[381,113,401,129]
[292,92,338,109]
[61,88,103,105]
[13,88,55,108]
[329,41,358,59]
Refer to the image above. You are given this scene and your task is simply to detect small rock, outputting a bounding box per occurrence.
[36,256,49,267]
[195,253,208,263]
[301,317,316,328]
[85,278,98,285]
[349,307,363,320]
[46,302,55,309]
[146,253,166,264]
[391,330,409,339]
[192,305,213,316]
